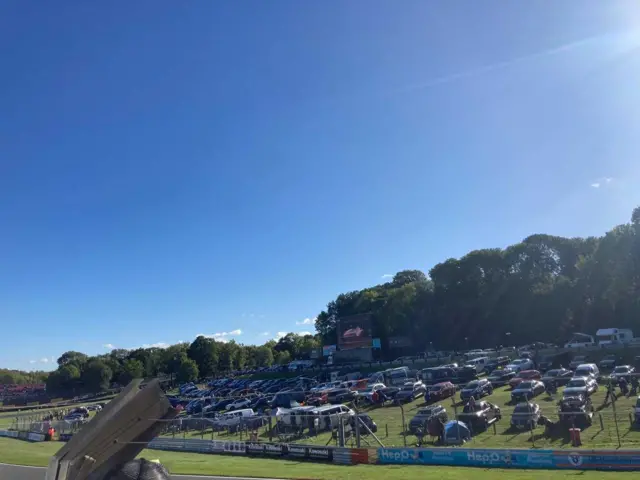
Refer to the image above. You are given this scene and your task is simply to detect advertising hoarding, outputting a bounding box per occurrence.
[338,314,373,350]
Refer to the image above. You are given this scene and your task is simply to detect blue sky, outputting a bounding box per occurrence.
[2,2,640,371]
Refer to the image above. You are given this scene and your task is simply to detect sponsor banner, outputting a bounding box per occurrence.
[377,448,553,468]
[323,345,337,357]
[243,442,332,461]
[377,448,640,471]
[213,440,246,454]
[27,433,45,442]
[553,450,640,470]
[308,446,332,461]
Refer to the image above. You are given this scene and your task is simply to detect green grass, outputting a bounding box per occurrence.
[0,436,637,480]
[167,383,640,450]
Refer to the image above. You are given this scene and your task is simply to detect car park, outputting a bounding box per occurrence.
[508,370,541,389]
[354,383,386,404]
[611,365,635,380]
[564,376,598,397]
[408,405,448,434]
[569,355,589,370]
[460,379,493,401]
[487,369,516,387]
[574,363,600,379]
[599,355,618,370]
[541,368,573,387]
[225,397,252,411]
[426,382,456,402]
[456,401,501,431]
[484,356,511,374]
[511,402,541,430]
[394,381,427,403]
[327,387,356,404]
[558,394,594,427]
[505,358,534,373]
[511,380,545,402]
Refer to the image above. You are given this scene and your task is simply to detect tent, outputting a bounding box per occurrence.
[443,420,470,445]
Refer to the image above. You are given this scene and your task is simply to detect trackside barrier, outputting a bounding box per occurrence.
[21,433,640,471]
[0,430,19,438]
[377,447,640,470]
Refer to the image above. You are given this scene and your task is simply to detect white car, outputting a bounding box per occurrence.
[505,358,534,373]
[225,398,252,411]
[355,383,386,403]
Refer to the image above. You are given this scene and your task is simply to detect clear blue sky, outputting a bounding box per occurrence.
[2,1,640,371]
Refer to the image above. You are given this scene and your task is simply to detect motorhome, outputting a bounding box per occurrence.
[596,328,634,347]
[564,332,595,349]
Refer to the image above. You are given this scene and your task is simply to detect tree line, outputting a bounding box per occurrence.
[315,206,640,354]
[42,332,321,394]
[0,368,48,386]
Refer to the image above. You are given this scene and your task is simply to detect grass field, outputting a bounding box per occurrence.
[164,383,640,450]
[0,436,638,480]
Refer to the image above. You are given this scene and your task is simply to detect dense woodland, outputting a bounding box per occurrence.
[3,206,639,394]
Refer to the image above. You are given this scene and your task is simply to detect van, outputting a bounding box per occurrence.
[464,356,490,373]
[573,363,599,379]
[214,408,256,428]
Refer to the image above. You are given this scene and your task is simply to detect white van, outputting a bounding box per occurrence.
[214,408,255,428]
[573,363,599,379]
[464,356,490,373]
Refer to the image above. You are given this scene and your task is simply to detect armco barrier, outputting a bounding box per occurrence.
[332,447,352,465]
[0,430,19,439]
[377,447,640,471]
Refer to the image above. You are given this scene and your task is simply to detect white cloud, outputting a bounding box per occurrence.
[39,358,49,363]
[591,177,614,188]
[197,329,243,343]
[29,360,36,364]
[260,332,270,336]
[103,343,115,350]
[296,317,316,325]
[141,342,169,349]
[274,331,313,340]
[381,273,393,279]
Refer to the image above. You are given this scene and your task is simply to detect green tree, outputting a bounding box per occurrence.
[119,359,144,385]
[255,346,274,367]
[187,336,218,378]
[176,358,199,383]
[81,360,112,393]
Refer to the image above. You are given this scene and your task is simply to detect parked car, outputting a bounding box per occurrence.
[511,402,541,430]
[426,382,456,402]
[508,370,541,389]
[541,368,573,387]
[505,358,534,373]
[558,394,594,427]
[355,383,386,404]
[307,392,329,406]
[460,379,493,401]
[611,365,636,380]
[563,377,598,397]
[511,380,545,403]
[599,355,618,370]
[394,381,427,403]
[484,356,511,374]
[487,370,516,387]
[226,398,252,411]
[569,355,589,370]
[456,401,501,431]
[350,413,378,434]
[408,404,448,434]
[327,388,356,404]
[573,363,600,379]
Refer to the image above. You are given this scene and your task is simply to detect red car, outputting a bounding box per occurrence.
[509,370,541,389]
[307,392,329,406]
[427,382,456,401]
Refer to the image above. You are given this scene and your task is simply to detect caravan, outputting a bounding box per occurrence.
[596,328,634,347]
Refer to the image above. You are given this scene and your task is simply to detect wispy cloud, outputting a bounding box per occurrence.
[260,332,270,336]
[40,357,49,363]
[141,342,169,349]
[381,274,393,279]
[296,317,316,325]
[103,343,115,350]
[29,360,36,364]
[197,329,243,343]
[590,177,613,189]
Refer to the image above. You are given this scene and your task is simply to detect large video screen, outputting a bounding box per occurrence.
[338,313,373,349]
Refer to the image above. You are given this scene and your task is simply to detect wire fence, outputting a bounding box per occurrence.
[3,394,640,450]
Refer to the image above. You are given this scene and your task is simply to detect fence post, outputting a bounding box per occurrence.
[599,413,604,431]
[268,416,273,441]
[400,404,407,447]
[385,423,389,438]
[611,396,621,448]
[354,412,361,448]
